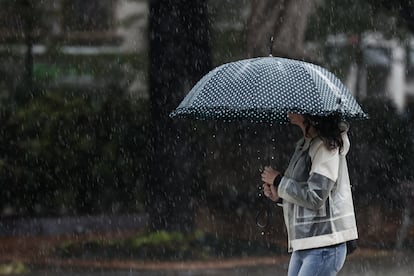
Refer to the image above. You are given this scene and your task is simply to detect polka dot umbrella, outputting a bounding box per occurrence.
[169,57,368,123]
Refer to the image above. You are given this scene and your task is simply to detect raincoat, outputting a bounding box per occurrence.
[277,129,358,252]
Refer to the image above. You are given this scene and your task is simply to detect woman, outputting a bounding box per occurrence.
[261,112,358,276]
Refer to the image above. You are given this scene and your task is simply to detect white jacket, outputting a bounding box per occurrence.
[277,131,358,252]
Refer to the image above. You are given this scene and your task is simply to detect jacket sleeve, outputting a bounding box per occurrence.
[277,142,339,210]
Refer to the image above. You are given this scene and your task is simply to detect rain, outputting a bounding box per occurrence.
[0,0,414,275]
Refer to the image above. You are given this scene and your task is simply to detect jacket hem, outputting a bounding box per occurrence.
[289,228,358,252]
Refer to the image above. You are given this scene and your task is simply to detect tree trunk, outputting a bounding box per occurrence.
[24,24,34,95]
[396,206,411,249]
[23,0,34,96]
[11,0,36,103]
[147,0,211,232]
[395,181,414,249]
[247,0,319,60]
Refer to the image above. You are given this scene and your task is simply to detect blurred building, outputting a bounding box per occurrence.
[0,0,148,52]
[0,0,149,99]
[0,1,413,113]
[325,32,414,114]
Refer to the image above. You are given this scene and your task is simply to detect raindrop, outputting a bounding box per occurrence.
[261,231,265,236]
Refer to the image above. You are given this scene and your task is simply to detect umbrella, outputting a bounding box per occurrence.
[170,56,367,123]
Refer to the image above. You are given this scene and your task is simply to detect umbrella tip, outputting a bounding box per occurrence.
[269,36,274,57]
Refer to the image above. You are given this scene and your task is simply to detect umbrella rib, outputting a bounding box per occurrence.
[301,62,345,114]
[303,63,342,99]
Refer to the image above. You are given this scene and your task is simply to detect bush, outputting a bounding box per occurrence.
[348,98,414,207]
[55,230,284,261]
[0,91,150,216]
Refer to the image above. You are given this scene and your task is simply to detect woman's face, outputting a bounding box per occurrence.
[288,113,317,138]
[287,113,305,128]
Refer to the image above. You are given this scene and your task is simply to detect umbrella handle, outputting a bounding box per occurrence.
[256,205,270,228]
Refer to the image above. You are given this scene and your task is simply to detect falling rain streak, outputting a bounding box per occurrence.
[0,0,413,275]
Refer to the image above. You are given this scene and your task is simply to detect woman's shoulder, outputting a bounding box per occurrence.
[309,137,340,181]
[308,137,323,154]
[308,137,339,160]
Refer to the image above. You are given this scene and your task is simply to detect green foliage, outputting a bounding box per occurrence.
[0,262,27,275]
[0,91,150,216]
[130,230,187,247]
[55,229,283,261]
[348,98,414,206]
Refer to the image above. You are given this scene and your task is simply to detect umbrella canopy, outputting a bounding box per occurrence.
[170,57,368,123]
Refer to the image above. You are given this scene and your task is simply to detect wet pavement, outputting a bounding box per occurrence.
[3,214,414,275]
[21,250,414,276]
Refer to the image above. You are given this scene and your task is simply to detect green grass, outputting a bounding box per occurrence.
[55,230,284,261]
[0,262,28,275]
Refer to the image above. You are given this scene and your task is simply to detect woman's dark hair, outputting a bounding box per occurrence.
[303,114,344,151]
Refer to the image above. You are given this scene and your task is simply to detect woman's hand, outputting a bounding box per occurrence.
[261,166,280,185]
[262,182,279,202]
[261,166,280,202]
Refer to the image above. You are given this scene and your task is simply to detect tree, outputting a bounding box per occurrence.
[147,0,211,232]
[0,0,51,102]
[247,0,320,60]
